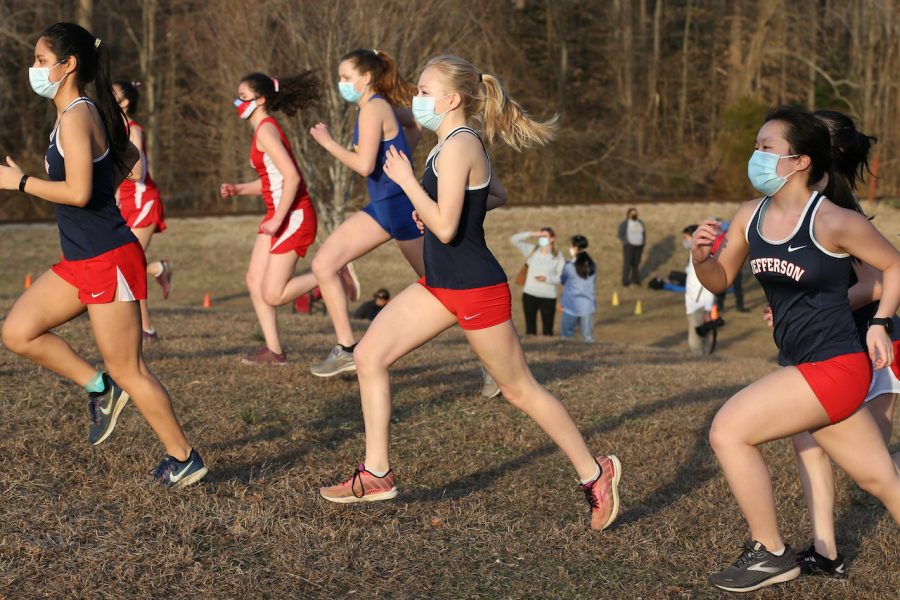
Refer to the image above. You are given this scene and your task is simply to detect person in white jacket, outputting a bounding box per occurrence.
[683,225,715,354]
[511,228,566,335]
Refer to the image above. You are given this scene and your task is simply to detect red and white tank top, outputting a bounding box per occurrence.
[117,120,159,206]
[250,117,310,214]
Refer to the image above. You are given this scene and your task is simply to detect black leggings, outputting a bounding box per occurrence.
[522,292,556,335]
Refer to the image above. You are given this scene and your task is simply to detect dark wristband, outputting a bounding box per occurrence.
[868,317,894,335]
[18,174,29,192]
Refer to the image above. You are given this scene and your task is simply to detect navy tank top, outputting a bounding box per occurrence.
[747,191,863,366]
[422,126,506,290]
[47,97,136,260]
[352,94,412,202]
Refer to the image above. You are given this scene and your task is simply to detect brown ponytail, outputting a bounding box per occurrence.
[341,48,415,107]
[424,55,557,151]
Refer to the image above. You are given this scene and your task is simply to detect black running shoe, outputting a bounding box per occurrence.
[709,541,801,593]
[87,373,130,446]
[152,449,209,488]
[796,545,846,578]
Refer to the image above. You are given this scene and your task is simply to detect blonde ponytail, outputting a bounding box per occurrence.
[425,55,558,151]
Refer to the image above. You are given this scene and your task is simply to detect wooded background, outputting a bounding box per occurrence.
[1,0,897,229]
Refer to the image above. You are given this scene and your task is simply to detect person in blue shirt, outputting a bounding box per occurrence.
[560,235,597,342]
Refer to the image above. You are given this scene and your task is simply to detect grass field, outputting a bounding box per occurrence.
[0,203,898,599]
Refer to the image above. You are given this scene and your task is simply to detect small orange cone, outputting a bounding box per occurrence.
[711,304,719,320]
[203,293,211,308]
[612,291,620,307]
[634,299,643,316]
[24,273,32,289]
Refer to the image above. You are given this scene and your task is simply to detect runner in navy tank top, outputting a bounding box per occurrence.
[307,49,424,377]
[691,107,900,593]
[319,54,622,533]
[0,22,206,486]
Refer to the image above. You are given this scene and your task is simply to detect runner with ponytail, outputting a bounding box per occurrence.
[220,71,323,364]
[307,49,424,377]
[319,55,622,533]
[0,22,207,486]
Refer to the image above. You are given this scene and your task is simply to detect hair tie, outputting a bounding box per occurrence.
[132,81,141,88]
[479,73,484,82]
[271,77,280,92]
[94,38,102,49]
[372,48,379,55]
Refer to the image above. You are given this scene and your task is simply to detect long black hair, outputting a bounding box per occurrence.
[570,235,596,279]
[114,80,139,115]
[763,107,862,215]
[39,23,129,172]
[813,109,876,213]
[241,71,321,117]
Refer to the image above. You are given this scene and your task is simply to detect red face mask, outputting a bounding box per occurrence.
[234,98,258,120]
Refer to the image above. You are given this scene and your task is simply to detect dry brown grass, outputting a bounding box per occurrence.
[0,204,898,599]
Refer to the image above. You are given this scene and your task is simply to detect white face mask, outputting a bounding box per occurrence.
[29,61,68,99]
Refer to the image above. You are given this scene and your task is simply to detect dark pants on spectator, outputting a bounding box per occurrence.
[716,268,745,311]
[622,243,643,286]
[522,293,556,335]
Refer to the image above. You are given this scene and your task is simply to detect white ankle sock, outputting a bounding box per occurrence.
[366,466,389,477]
[580,463,601,485]
[770,546,785,556]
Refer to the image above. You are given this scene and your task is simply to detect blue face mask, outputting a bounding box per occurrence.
[29,61,67,99]
[338,81,363,103]
[537,237,550,248]
[412,94,451,131]
[747,150,799,196]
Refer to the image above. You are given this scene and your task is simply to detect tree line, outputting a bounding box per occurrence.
[1,0,897,229]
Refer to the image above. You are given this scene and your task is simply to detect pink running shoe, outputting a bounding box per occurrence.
[320,464,398,504]
[241,346,287,365]
[155,259,174,299]
[579,454,622,531]
[338,262,361,303]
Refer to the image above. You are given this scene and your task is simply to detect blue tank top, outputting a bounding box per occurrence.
[47,97,136,260]
[422,126,507,290]
[352,95,411,202]
[747,191,863,366]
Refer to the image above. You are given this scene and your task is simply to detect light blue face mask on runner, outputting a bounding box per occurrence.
[411,94,451,131]
[747,150,799,196]
[29,62,67,99]
[339,81,363,103]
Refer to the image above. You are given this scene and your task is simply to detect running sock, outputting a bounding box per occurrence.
[366,466,389,477]
[770,546,786,556]
[83,371,106,394]
[580,463,602,485]
[339,343,357,353]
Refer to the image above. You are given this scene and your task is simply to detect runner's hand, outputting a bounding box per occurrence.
[412,210,425,233]
[691,219,721,264]
[309,123,334,147]
[0,156,24,191]
[259,216,282,236]
[383,145,414,187]
[867,324,893,370]
[762,304,774,328]
[220,183,238,199]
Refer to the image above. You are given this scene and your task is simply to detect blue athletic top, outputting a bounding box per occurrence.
[746,191,863,366]
[46,97,136,260]
[421,126,507,290]
[352,94,412,202]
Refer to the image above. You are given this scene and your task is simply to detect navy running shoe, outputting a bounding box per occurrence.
[709,541,800,592]
[796,545,846,578]
[87,373,130,446]
[152,449,208,488]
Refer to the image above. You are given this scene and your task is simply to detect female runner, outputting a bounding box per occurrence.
[693,107,900,592]
[113,80,172,340]
[307,49,423,377]
[0,22,206,486]
[319,55,621,531]
[219,72,322,365]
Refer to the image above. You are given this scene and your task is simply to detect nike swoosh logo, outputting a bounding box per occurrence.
[787,245,806,252]
[463,313,482,321]
[169,461,194,482]
[747,562,782,574]
[99,398,114,415]
[91,291,105,298]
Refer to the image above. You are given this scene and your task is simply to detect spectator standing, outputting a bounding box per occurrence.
[618,207,645,286]
[560,235,597,342]
[511,228,565,335]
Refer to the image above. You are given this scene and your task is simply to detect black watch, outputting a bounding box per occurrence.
[868,317,894,334]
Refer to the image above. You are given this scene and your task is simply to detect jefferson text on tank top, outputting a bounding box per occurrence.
[352,94,411,202]
[422,126,507,289]
[46,97,136,260]
[746,191,863,366]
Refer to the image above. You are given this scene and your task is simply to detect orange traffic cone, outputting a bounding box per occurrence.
[203,293,212,308]
[24,273,32,289]
[711,304,719,320]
